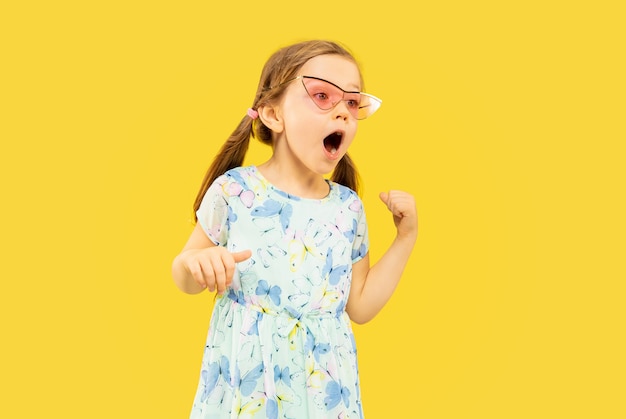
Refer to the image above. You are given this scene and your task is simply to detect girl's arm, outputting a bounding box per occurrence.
[346,190,418,324]
[172,224,251,295]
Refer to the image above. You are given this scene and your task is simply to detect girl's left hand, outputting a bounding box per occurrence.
[379,190,418,241]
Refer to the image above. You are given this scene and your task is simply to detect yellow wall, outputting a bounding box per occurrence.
[1,1,624,418]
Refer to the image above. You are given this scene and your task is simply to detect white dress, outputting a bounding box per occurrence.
[191,166,369,419]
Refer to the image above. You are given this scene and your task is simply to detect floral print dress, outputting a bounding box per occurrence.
[190,166,369,419]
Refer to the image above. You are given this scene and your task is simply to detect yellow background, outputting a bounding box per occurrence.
[1,1,624,418]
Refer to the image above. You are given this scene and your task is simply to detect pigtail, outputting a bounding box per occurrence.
[192,117,254,221]
[331,153,361,196]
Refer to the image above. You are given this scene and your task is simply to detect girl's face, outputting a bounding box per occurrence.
[273,54,361,177]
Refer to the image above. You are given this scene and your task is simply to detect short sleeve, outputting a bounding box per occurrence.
[196,175,229,246]
[351,197,369,263]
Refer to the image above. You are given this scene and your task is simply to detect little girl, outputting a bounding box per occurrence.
[172,40,418,419]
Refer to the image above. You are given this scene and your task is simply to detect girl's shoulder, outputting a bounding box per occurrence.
[213,166,266,203]
[328,181,357,201]
[329,181,365,212]
[218,166,261,189]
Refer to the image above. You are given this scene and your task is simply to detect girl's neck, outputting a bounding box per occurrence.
[256,159,330,200]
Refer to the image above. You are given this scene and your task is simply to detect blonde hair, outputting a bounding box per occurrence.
[193,40,363,221]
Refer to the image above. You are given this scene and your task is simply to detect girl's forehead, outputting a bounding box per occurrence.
[300,55,361,91]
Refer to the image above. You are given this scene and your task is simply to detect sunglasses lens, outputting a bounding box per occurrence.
[302,78,346,110]
[357,94,382,120]
[302,77,382,119]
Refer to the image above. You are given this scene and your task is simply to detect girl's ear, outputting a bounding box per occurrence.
[257,104,284,134]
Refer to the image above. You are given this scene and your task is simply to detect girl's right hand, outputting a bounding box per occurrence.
[180,247,252,295]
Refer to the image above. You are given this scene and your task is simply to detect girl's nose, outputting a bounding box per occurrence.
[333,100,350,121]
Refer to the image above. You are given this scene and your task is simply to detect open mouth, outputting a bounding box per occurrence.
[323,131,344,155]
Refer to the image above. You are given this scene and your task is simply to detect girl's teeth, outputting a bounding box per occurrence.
[331,148,337,154]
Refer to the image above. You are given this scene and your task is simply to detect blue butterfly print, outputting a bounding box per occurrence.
[226,169,248,186]
[322,248,333,278]
[322,248,348,286]
[251,199,282,216]
[304,327,315,350]
[228,288,245,305]
[338,186,353,202]
[313,342,330,362]
[343,218,357,242]
[233,363,264,397]
[351,243,367,261]
[334,297,347,317]
[324,380,351,410]
[266,398,278,419]
[304,334,331,363]
[199,369,217,403]
[273,365,291,386]
[251,199,293,233]
[227,205,237,224]
[200,355,231,402]
[328,264,348,286]
[255,279,282,306]
[246,310,260,336]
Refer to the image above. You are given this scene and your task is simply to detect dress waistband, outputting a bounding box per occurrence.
[222,291,343,338]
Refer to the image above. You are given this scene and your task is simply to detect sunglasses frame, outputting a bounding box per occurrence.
[268,75,382,120]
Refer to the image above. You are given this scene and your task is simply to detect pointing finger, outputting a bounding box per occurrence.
[232,250,252,263]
